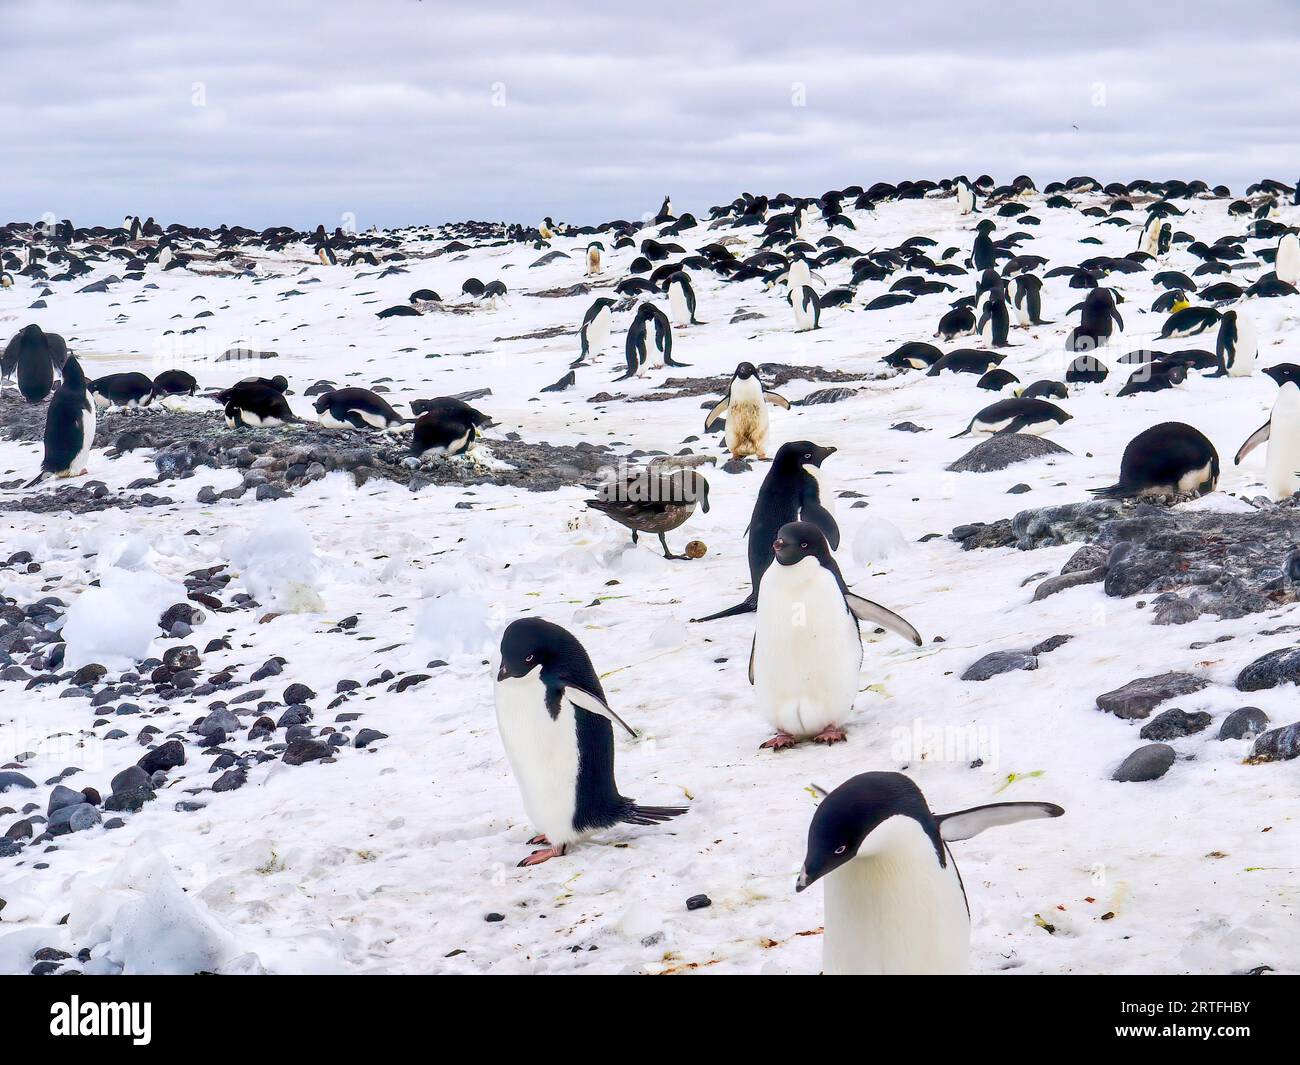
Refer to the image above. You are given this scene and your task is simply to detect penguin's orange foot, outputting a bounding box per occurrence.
[760,731,798,751]
[526,833,550,846]
[518,845,566,867]
[812,725,848,745]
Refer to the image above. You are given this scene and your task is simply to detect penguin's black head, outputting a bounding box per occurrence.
[497,617,568,682]
[1263,363,1300,388]
[976,219,996,234]
[775,440,837,468]
[772,520,831,567]
[312,393,332,414]
[735,361,757,380]
[796,773,941,893]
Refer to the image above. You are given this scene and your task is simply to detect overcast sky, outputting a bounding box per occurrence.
[7,0,1299,230]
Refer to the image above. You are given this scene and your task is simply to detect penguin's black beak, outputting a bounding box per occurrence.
[496,664,508,682]
[795,868,810,893]
[772,537,785,553]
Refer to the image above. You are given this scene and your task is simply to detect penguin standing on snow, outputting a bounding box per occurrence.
[796,772,1063,975]
[585,241,604,276]
[1009,274,1049,326]
[954,175,976,215]
[617,302,684,380]
[751,522,921,750]
[26,356,95,487]
[970,219,997,270]
[1276,232,1300,287]
[976,283,1011,347]
[577,297,615,363]
[1091,422,1219,501]
[1213,309,1257,377]
[0,270,13,288]
[790,285,821,332]
[1065,288,1123,351]
[1234,363,1300,500]
[665,271,701,326]
[493,618,687,867]
[314,387,406,430]
[2,323,68,402]
[655,195,674,224]
[692,440,840,623]
[704,362,790,459]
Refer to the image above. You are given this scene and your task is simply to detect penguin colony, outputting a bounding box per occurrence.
[4,173,1300,976]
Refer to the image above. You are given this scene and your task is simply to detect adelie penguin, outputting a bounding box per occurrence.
[1276,232,1300,287]
[26,356,95,487]
[314,387,406,430]
[665,271,701,326]
[1212,309,1256,378]
[2,323,68,403]
[217,381,299,428]
[1091,422,1219,501]
[692,440,839,623]
[934,304,977,341]
[1234,364,1300,500]
[577,296,615,363]
[617,302,684,380]
[954,175,977,215]
[751,522,921,750]
[1065,288,1123,352]
[970,219,997,271]
[953,397,1070,438]
[790,285,821,332]
[151,369,198,398]
[409,397,490,458]
[89,371,154,410]
[585,240,604,276]
[796,772,1063,975]
[975,283,1011,347]
[1115,361,1187,397]
[493,618,687,867]
[1159,305,1220,339]
[704,362,790,460]
[1009,273,1050,326]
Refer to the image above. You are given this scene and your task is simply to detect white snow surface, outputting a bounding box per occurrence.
[2,190,1300,975]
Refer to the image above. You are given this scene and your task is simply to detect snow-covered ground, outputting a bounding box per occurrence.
[3,189,1300,975]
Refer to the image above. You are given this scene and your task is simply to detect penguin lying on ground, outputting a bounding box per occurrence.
[89,371,154,410]
[493,618,687,867]
[703,362,790,459]
[952,397,1070,438]
[751,522,921,750]
[313,387,406,430]
[151,369,198,398]
[1091,422,1219,500]
[409,397,490,458]
[796,772,1063,975]
[692,441,839,623]
[26,356,95,487]
[217,381,300,428]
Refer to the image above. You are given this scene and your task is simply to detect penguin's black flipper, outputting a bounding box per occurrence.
[690,596,757,623]
[992,417,1032,435]
[801,499,840,550]
[663,354,691,368]
[619,804,688,826]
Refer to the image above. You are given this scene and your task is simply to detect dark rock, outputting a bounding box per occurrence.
[0,771,36,793]
[111,766,151,794]
[947,434,1070,473]
[282,739,331,766]
[212,767,247,792]
[1249,722,1300,763]
[961,650,1037,681]
[685,894,712,911]
[283,683,315,705]
[103,787,155,813]
[1139,708,1212,741]
[1096,672,1208,720]
[1219,706,1269,741]
[1030,634,1072,655]
[48,802,100,835]
[137,739,185,774]
[354,728,388,749]
[1112,743,1176,782]
[1236,647,1300,692]
[163,645,201,671]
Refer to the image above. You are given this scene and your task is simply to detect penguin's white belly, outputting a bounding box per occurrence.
[1013,295,1031,326]
[753,559,860,737]
[587,311,610,353]
[351,407,392,429]
[822,826,970,975]
[792,299,813,331]
[70,400,96,475]
[318,409,351,429]
[586,249,601,274]
[494,673,582,845]
[668,286,689,325]
[1170,460,1214,496]
[1266,390,1300,499]
[1227,322,1257,377]
[1277,238,1300,285]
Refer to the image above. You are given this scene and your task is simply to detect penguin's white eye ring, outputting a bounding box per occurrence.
[800,542,808,549]
[834,845,847,855]
[525,654,534,662]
